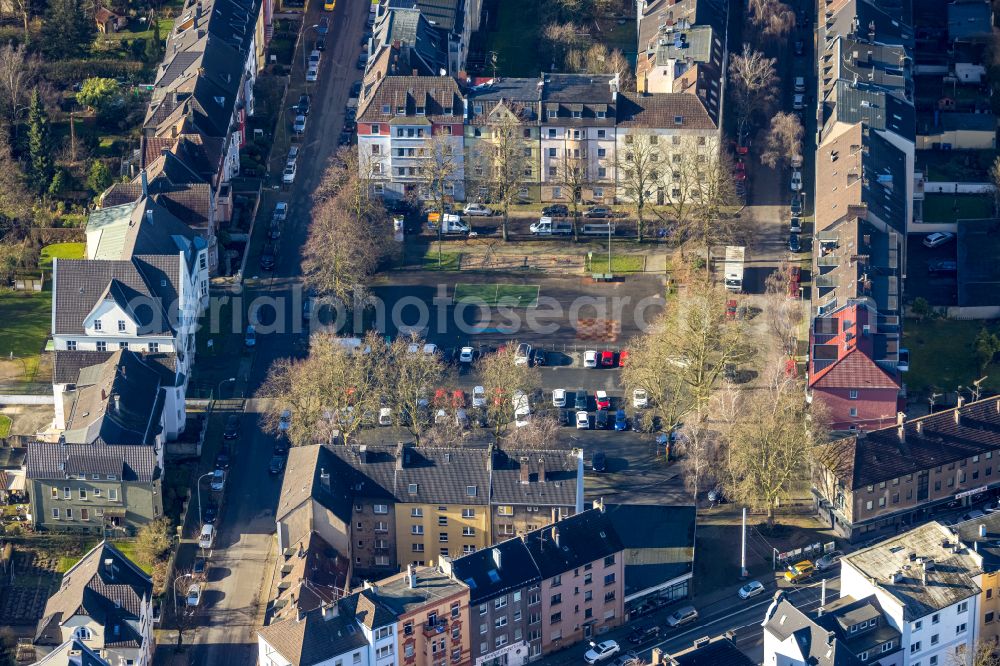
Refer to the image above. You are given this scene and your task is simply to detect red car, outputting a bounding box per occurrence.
[618,350,629,367]
[595,390,611,410]
[599,350,615,367]
[788,266,802,298]
[451,390,466,408]
[433,388,448,407]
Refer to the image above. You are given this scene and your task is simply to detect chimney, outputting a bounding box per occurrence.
[650,648,664,666]
[915,421,923,434]
[140,169,148,196]
[592,498,605,512]
[982,524,989,538]
[956,397,965,424]
[296,608,306,622]
[519,456,530,484]
[826,631,835,646]
[407,563,417,589]
[551,526,559,547]
[104,558,115,579]
[321,602,338,620]
[921,562,928,586]
[113,394,121,414]
[538,457,546,482]
[896,411,905,426]
[146,209,154,224]
[320,468,330,490]
[492,547,502,570]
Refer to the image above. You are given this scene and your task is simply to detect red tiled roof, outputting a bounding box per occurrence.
[811,349,900,389]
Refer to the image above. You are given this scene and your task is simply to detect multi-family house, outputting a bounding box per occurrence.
[664,636,754,665]
[839,521,980,665]
[275,444,583,581]
[33,542,155,666]
[634,0,727,128]
[538,73,619,204]
[812,396,1000,542]
[257,603,371,666]
[357,76,466,203]
[31,637,111,666]
[27,439,162,535]
[446,534,543,665]
[376,0,480,75]
[520,509,625,650]
[368,7,450,79]
[269,530,350,623]
[953,511,1000,650]
[762,592,901,666]
[806,302,904,432]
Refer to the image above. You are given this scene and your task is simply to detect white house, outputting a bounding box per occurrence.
[257,604,372,666]
[839,521,980,666]
[33,542,155,666]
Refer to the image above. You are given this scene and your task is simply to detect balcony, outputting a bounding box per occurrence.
[423,620,448,637]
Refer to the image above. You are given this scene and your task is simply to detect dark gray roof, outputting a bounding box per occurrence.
[616,92,717,130]
[540,73,617,126]
[357,76,464,124]
[602,504,695,597]
[27,441,159,483]
[763,596,865,666]
[276,445,358,530]
[490,448,579,507]
[465,78,541,126]
[958,219,1000,308]
[825,0,913,47]
[861,129,908,234]
[948,0,993,41]
[371,7,448,76]
[257,605,369,666]
[955,509,1000,572]
[62,350,166,447]
[668,637,755,665]
[338,589,398,630]
[813,217,901,316]
[449,537,541,604]
[831,83,915,140]
[385,0,461,33]
[35,542,151,648]
[521,508,623,578]
[53,256,181,337]
[0,446,26,469]
[54,350,179,387]
[817,595,901,657]
[363,566,468,616]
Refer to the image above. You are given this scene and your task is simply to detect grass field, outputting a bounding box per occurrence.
[585,254,646,274]
[0,415,10,437]
[0,290,52,359]
[39,242,85,270]
[454,283,540,307]
[903,317,1000,395]
[419,250,463,271]
[57,539,152,575]
[922,193,994,224]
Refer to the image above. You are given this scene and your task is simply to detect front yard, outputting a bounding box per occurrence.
[902,317,1000,396]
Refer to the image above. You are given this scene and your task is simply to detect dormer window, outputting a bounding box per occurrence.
[474,104,483,114]
[416,106,425,115]
[382,105,391,114]
[572,110,581,118]
[596,110,606,118]
[674,115,684,125]
[396,106,405,115]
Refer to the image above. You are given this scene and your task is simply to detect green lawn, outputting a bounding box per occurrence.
[0,415,10,437]
[917,149,998,182]
[57,539,152,575]
[480,0,543,77]
[922,193,994,223]
[419,250,463,271]
[0,290,52,360]
[903,318,1000,395]
[454,284,540,307]
[39,243,85,270]
[585,254,646,273]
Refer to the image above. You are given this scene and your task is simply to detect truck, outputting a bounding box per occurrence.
[723,245,746,292]
[426,212,469,234]
[530,217,574,235]
[581,222,616,236]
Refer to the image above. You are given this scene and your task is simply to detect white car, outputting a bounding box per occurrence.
[515,406,531,427]
[552,389,567,408]
[472,386,486,408]
[515,343,532,366]
[273,201,289,221]
[306,65,318,82]
[790,170,802,191]
[584,350,598,368]
[210,469,225,492]
[738,580,765,599]
[632,388,648,409]
[293,114,307,134]
[186,583,202,607]
[923,231,955,248]
[378,407,392,426]
[435,409,448,425]
[459,347,475,363]
[583,640,620,665]
[286,146,299,166]
[576,411,590,429]
[815,550,843,571]
[463,203,493,216]
[423,343,439,356]
[309,49,321,65]
[282,162,297,184]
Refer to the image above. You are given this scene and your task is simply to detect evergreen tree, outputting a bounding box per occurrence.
[42,0,96,59]
[144,17,162,63]
[87,159,112,193]
[27,89,53,194]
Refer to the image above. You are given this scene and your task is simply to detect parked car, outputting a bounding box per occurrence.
[351,80,362,96]
[210,469,226,492]
[783,560,815,583]
[269,455,286,474]
[308,49,321,65]
[186,583,202,607]
[223,414,240,439]
[595,408,609,429]
[472,386,486,408]
[279,410,292,433]
[592,451,607,472]
[552,389,567,408]
[614,409,628,431]
[790,170,803,191]
[315,37,326,51]
[193,557,207,575]
[738,580,765,599]
[317,17,329,34]
[543,204,569,217]
[666,606,699,628]
[274,201,289,221]
[214,452,230,470]
[259,246,276,270]
[584,350,598,368]
[789,216,802,234]
[532,348,547,366]
[515,343,532,366]
[788,233,801,253]
[793,93,804,110]
[599,350,615,367]
[464,203,493,216]
[633,389,648,409]
[282,162,297,184]
[293,115,307,134]
[790,195,803,216]
[584,206,612,218]
[459,347,475,363]
[928,260,957,275]
[294,95,309,116]
[306,65,318,82]
[558,409,572,426]
[794,39,804,55]
[268,223,281,241]
[357,53,368,69]
[244,325,256,347]
[626,626,660,645]
[273,440,289,456]
[576,411,590,429]
[202,503,217,524]
[595,390,610,410]
[923,232,955,248]
[574,390,588,411]
[584,640,620,665]
[815,550,843,571]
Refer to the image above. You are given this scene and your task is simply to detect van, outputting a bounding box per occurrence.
[666,606,699,628]
[794,76,805,92]
[530,217,574,235]
[783,560,815,583]
[440,215,469,234]
[581,223,616,236]
[199,523,215,550]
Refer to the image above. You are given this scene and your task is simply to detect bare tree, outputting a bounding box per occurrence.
[617,133,663,241]
[383,335,450,444]
[723,366,818,527]
[502,414,562,449]
[760,112,804,170]
[478,344,542,438]
[677,419,720,500]
[469,108,532,241]
[956,640,1000,666]
[990,156,1000,215]
[552,154,591,241]
[673,148,746,261]
[417,131,462,266]
[749,0,796,40]
[728,45,779,143]
[544,22,588,69]
[0,44,36,130]
[762,265,804,356]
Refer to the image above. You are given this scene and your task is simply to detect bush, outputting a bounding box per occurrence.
[41,60,143,88]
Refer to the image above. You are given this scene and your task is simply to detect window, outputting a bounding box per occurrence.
[849,390,858,399]
[604,573,615,585]
[495,616,508,628]
[109,489,118,501]
[94,319,102,331]
[933,613,940,624]
[550,612,561,623]
[548,129,556,138]
[66,340,77,351]
[956,623,967,635]
[412,508,423,517]
[958,601,969,613]
[597,129,606,137]
[81,508,89,521]
[598,168,607,178]
[408,483,418,494]
[66,508,73,520]
[497,505,513,516]
[63,487,71,499]
[463,544,476,554]
[604,591,615,602]
[375,521,388,533]
[374,504,388,514]
[911,641,921,653]
[74,627,91,640]
[552,575,562,587]
[452,648,462,663]
[988,612,995,623]
[412,525,424,535]
[117,320,126,332]
[376,645,393,659]
[51,508,60,519]
[931,634,939,645]
[550,593,562,605]
[413,543,424,552]
[850,408,859,417]
[462,509,474,518]
[438,516,448,526]
[463,527,475,537]
[495,635,508,648]
[466,485,477,497]
[96,341,107,352]
[584,590,592,601]
[79,488,87,500]
[405,645,415,658]
[604,555,615,566]
[439,532,448,542]
[495,596,508,609]
[866,500,873,510]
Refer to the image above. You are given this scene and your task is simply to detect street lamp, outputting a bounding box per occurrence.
[173,572,193,615]
[196,471,215,527]
[217,377,236,400]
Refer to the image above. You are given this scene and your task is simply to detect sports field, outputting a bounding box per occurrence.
[453,283,540,307]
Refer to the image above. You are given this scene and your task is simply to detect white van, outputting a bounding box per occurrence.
[530,217,574,235]
[440,215,470,234]
[581,223,616,236]
[199,523,215,550]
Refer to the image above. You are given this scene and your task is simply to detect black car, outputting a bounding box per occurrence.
[928,260,957,275]
[214,452,230,470]
[338,131,352,146]
[542,204,569,217]
[351,80,363,96]
[274,439,289,456]
[558,408,572,426]
[223,414,240,439]
[296,93,311,116]
[202,503,218,524]
[193,557,207,575]
[356,54,368,69]
[788,233,801,253]
[269,455,286,474]
[315,37,326,51]
[595,409,609,430]
[592,451,607,472]
[317,17,329,34]
[260,247,276,270]
[627,625,660,645]
[532,349,547,366]
[268,223,281,241]
[574,390,588,411]
[794,39,804,55]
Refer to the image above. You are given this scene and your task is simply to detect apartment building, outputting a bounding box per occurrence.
[258,603,371,666]
[813,396,1000,542]
[34,542,155,666]
[954,511,1000,651]
[840,522,980,665]
[763,592,901,666]
[275,444,583,581]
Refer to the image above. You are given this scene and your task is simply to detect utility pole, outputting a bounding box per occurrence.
[69,112,76,164]
[740,507,748,578]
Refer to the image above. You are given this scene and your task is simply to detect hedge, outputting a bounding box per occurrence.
[41,60,146,87]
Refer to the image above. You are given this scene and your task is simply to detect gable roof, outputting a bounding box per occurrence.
[521,508,623,578]
[53,350,178,386]
[357,76,464,123]
[615,92,717,130]
[668,636,755,665]
[489,448,580,507]
[257,605,369,666]
[449,536,541,604]
[808,303,900,390]
[763,596,866,666]
[35,542,152,648]
[338,588,398,630]
[53,256,181,337]
[275,445,357,540]
[27,441,159,483]
[34,637,111,666]
[88,196,204,262]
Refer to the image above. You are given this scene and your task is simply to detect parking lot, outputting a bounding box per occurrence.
[906,233,958,306]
